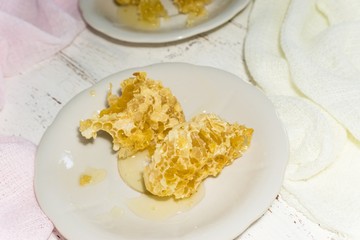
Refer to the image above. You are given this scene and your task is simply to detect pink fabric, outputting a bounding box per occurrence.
[0,0,85,239]
[0,0,85,108]
[0,137,53,240]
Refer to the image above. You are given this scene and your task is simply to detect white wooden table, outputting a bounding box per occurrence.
[0,3,341,240]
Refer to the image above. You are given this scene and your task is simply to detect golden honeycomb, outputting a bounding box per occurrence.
[115,0,140,5]
[115,0,210,26]
[143,113,253,199]
[115,0,167,26]
[173,0,211,16]
[79,72,185,159]
[79,174,92,186]
[138,0,168,25]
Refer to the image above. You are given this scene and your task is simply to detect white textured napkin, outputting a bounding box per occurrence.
[245,0,360,238]
[0,137,53,240]
[0,0,85,109]
[0,0,84,239]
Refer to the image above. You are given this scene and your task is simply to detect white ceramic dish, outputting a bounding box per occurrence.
[79,0,250,43]
[35,63,289,240]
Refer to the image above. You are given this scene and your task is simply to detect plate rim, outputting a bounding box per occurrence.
[79,0,251,43]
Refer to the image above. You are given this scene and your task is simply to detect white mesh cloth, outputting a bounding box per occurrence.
[0,137,53,240]
[245,0,360,238]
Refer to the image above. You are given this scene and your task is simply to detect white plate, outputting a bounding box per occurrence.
[35,63,289,240]
[79,0,250,43]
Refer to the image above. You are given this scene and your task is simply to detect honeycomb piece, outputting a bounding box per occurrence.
[173,0,211,16]
[138,0,168,25]
[143,113,253,199]
[173,0,211,26]
[79,72,185,159]
[115,0,210,26]
[115,0,167,26]
[115,0,140,5]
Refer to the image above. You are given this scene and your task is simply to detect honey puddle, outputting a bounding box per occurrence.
[118,152,205,220]
[127,184,204,220]
[117,152,149,193]
[117,6,159,31]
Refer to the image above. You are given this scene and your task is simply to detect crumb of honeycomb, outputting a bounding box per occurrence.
[79,174,92,186]
[143,113,253,199]
[79,72,185,159]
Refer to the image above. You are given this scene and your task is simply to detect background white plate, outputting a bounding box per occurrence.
[35,63,288,240]
[79,0,250,43]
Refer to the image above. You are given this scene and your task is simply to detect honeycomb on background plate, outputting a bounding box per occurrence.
[173,0,211,16]
[143,113,253,199]
[79,72,185,159]
[115,0,211,26]
[115,0,140,4]
[115,0,168,25]
[137,0,168,25]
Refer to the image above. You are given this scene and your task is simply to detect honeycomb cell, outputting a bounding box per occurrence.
[79,72,185,159]
[143,113,253,199]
